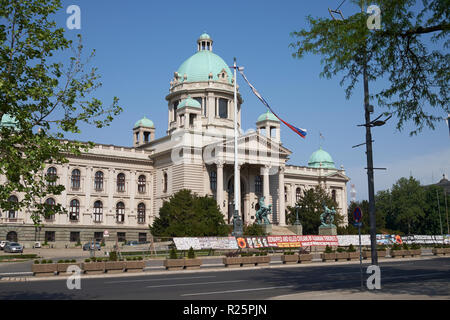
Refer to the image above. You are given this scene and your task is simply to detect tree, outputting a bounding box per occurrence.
[286,185,343,235]
[339,199,386,234]
[150,189,229,237]
[290,0,449,135]
[0,0,121,226]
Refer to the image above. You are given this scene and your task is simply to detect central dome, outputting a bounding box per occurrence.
[176,34,233,84]
[308,147,336,169]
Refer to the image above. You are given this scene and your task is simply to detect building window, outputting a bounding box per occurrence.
[218,98,228,119]
[8,195,18,219]
[137,203,146,224]
[255,176,262,194]
[94,232,103,242]
[71,169,81,190]
[138,175,146,193]
[116,202,125,223]
[6,231,17,242]
[93,200,103,222]
[70,232,80,243]
[44,198,56,220]
[296,188,302,202]
[45,231,55,242]
[163,172,168,193]
[285,187,288,202]
[69,199,80,221]
[138,233,147,243]
[173,101,179,122]
[117,232,126,243]
[144,132,150,142]
[210,171,217,192]
[94,171,104,191]
[332,189,337,202]
[117,173,125,192]
[46,167,57,186]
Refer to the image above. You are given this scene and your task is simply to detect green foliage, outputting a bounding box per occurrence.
[109,251,118,261]
[410,243,421,250]
[391,243,402,251]
[150,189,228,237]
[347,244,356,252]
[290,0,449,135]
[34,260,40,264]
[286,185,342,234]
[187,247,196,259]
[402,243,410,250]
[169,247,178,259]
[84,258,91,263]
[243,223,266,236]
[0,0,121,225]
[324,245,334,253]
[336,247,345,253]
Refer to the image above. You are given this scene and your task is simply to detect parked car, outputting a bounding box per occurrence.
[4,242,23,253]
[0,241,10,250]
[82,242,101,251]
[125,241,139,246]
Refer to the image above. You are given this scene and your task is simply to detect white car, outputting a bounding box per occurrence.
[0,241,10,250]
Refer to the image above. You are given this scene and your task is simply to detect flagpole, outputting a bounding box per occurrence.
[232,57,243,237]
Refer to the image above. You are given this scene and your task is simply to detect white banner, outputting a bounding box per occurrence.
[173,237,238,250]
[337,235,371,246]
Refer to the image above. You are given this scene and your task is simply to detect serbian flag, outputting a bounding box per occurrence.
[239,70,307,139]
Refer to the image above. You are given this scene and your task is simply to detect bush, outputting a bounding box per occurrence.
[391,243,402,250]
[298,248,309,255]
[71,259,76,263]
[336,247,345,253]
[324,245,334,253]
[169,247,178,259]
[58,260,64,263]
[377,244,387,251]
[347,244,356,252]
[225,251,239,258]
[187,247,196,259]
[137,256,143,261]
[47,260,53,264]
[109,251,118,261]
[84,258,91,263]
[34,260,40,264]
[402,243,409,250]
[410,243,421,250]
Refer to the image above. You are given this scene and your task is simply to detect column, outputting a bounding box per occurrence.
[216,162,224,218]
[130,171,136,226]
[262,165,270,208]
[265,125,270,139]
[278,166,286,226]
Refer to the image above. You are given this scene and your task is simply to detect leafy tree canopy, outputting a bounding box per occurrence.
[0,0,122,225]
[290,0,449,135]
[150,189,229,237]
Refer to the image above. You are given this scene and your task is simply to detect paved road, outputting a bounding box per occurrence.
[0,257,448,300]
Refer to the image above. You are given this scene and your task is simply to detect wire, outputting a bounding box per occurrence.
[336,0,347,10]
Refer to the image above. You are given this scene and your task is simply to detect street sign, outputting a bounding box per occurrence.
[103,230,109,237]
[353,207,362,223]
[353,222,363,227]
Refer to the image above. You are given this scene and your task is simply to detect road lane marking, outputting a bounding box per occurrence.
[105,275,217,284]
[181,285,294,297]
[146,280,246,288]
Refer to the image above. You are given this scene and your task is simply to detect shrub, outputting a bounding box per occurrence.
[336,247,345,253]
[84,258,91,263]
[298,248,309,255]
[47,260,53,264]
[410,243,420,250]
[347,244,356,252]
[225,251,239,257]
[169,247,178,259]
[377,244,387,251]
[58,260,64,263]
[187,247,196,259]
[324,245,334,253]
[391,243,402,251]
[402,243,409,250]
[34,260,40,264]
[71,259,76,263]
[109,251,118,261]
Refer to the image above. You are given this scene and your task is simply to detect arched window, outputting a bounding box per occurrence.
[93,200,103,222]
[332,189,337,202]
[218,98,228,119]
[6,231,18,242]
[210,171,217,191]
[296,187,302,202]
[138,175,146,193]
[137,203,146,224]
[163,172,168,193]
[47,167,57,186]
[8,195,18,219]
[255,176,262,194]
[116,202,125,223]
[44,198,56,220]
[117,173,125,192]
[71,169,81,190]
[94,171,103,191]
[69,199,80,221]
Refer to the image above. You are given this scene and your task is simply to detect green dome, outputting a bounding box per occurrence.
[0,114,19,130]
[178,96,201,109]
[257,110,279,122]
[134,116,154,129]
[177,51,233,84]
[199,33,211,40]
[308,147,336,169]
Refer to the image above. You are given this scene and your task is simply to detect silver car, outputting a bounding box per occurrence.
[4,242,23,253]
[0,241,10,250]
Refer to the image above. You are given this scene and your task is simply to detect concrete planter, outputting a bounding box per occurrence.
[223,257,243,268]
[298,254,313,263]
[105,261,126,273]
[240,256,257,267]
[56,263,82,275]
[321,253,337,262]
[347,252,359,261]
[391,250,407,258]
[409,249,421,257]
[164,259,184,271]
[124,260,145,272]
[362,250,386,259]
[184,258,202,270]
[82,262,106,274]
[432,248,450,256]
[335,252,347,261]
[254,255,271,266]
[32,263,57,277]
[281,254,299,264]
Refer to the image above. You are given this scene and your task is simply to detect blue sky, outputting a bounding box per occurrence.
[56,0,449,201]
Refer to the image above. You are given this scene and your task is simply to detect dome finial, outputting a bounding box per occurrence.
[198,32,213,52]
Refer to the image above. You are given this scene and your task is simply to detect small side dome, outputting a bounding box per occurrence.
[257,110,279,123]
[134,116,154,129]
[178,96,201,109]
[0,114,19,130]
[199,33,211,40]
[308,147,336,169]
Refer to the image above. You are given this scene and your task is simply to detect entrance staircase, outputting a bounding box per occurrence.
[269,225,297,235]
